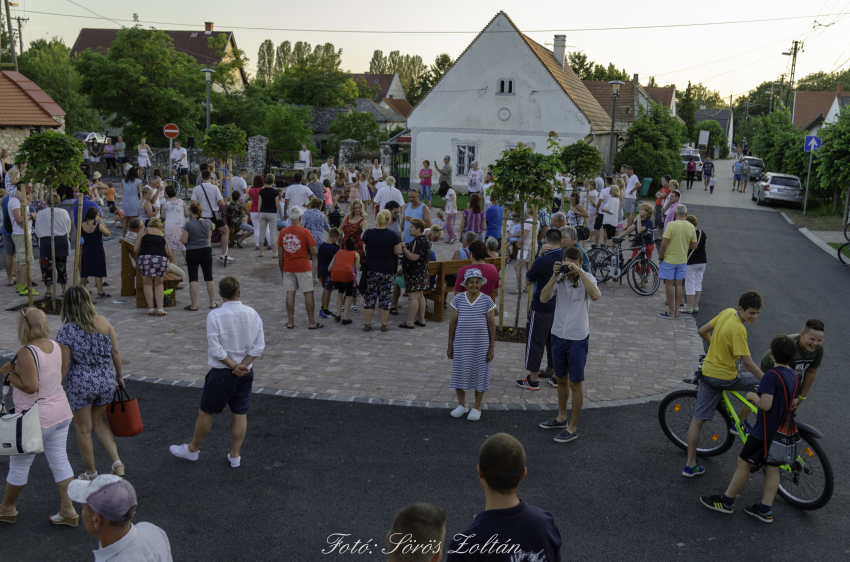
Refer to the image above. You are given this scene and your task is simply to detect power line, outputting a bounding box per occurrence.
[700,53,781,85]
[63,0,122,28]
[18,9,850,34]
[653,33,801,77]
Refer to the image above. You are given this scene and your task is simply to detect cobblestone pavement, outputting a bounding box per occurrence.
[0,208,692,407]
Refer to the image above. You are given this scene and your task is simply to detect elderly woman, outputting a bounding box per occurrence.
[447,268,496,421]
[681,215,707,314]
[181,201,216,311]
[34,193,72,298]
[485,236,501,259]
[361,209,403,331]
[0,308,77,526]
[133,217,174,316]
[79,207,110,298]
[398,218,431,329]
[58,286,124,481]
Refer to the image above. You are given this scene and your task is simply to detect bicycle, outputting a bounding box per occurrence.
[838,223,850,265]
[586,230,660,296]
[658,356,834,510]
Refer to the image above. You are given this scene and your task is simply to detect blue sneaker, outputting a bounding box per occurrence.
[319,309,330,319]
[553,429,578,443]
[730,420,751,436]
[682,463,706,478]
[539,417,568,430]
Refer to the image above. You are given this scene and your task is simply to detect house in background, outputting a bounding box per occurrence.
[351,73,406,101]
[355,99,406,131]
[582,75,653,135]
[70,22,248,90]
[408,12,613,191]
[795,82,846,134]
[0,71,66,162]
[380,97,414,118]
[294,105,351,157]
[823,82,849,127]
[694,109,734,153]
[645,85,677,115]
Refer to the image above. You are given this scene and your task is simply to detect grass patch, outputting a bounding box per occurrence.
[828,242,850,259]
[783,206,846,232]
[402,192,470,210]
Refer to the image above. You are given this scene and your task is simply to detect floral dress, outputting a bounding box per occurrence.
[302,208,330,245]
[162,199,186,251]
[403,234,431,292]
[341,217,366,258]
[57,323,117,411]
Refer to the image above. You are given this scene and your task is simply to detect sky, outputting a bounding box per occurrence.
[6,0,850,102]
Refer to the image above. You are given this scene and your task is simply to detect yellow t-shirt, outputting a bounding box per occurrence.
[702,308,751,381]
[662,220,697,265]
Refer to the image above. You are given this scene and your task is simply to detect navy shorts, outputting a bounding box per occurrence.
[552,335,589,383]
[199,367,254,415]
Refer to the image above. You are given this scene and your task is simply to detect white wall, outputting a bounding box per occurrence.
[824,97,840,125]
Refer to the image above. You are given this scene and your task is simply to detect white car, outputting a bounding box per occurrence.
[680,150,704,180]
[73,132,107,145]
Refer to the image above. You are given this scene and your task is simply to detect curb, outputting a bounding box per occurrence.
[779,211,795,225]
[798,227,840,262]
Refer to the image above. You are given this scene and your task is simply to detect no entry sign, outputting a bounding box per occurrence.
[164,123,179,139]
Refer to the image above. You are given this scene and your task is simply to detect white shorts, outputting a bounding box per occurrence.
[283,271,313,293]
[685,263,706,295]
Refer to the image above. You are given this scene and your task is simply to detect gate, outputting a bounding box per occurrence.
[390,144,410,190]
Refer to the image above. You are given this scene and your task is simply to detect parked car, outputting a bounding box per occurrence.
[73,131,106,145]
[752,172,803,206]
[743,156,765,181]
[679,150,704,180]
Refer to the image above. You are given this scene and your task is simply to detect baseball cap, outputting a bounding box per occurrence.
[68,475,137,521]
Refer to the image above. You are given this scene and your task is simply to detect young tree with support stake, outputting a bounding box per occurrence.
[202,123,247,199]
[558,140,605,197]
[489,134,564,338]
[18,131,87,308]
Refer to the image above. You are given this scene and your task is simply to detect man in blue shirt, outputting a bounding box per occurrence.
[484,196,503,250]
[71,191,101,228]
[517,228,562,390]
[732,158,744,191]
[702,157,715,190]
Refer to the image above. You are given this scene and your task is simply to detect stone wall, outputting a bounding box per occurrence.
[0,116,65,163]
[126,134,268,177]
[337,139,395,174]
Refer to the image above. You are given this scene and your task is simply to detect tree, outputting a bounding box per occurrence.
[369,50,388,73]
[614,104,685,189]
[326,112,386,157]
[208,33,249,96]
[210,83,274,137]
[678,82,697,139]
[75,25,205,143]
[558,141,604,185]
[406,53,454,106]
[796,69,850,92]
[312,43,343,70]
[18,130,88,306]
[261,104,314,151]
[274,41,291,75]
[18,38,98,135]
[692,119,729,158]
[355,77,381,100]
[678,83,726,110]
[292,41,311,63]
[647,76,658,87]
[568,51,594,80]
[202,124,247,196]
[816,105,850,212]
[271,54,358,106]
[256,39,275,85]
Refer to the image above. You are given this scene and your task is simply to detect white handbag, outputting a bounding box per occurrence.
[0,346,44,456]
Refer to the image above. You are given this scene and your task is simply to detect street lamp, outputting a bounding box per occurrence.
[201,68,214,130]
[606,80,625,174]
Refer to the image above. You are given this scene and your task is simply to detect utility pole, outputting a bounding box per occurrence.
[2,0,18,71]
[783,41,801,107]
[14,15,27,55]
[769,82,775,114]
[777,74,785,109]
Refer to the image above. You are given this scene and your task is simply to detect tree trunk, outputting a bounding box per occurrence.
[22,192,33,307]
[525,204,539,315]
[499,212,507,330]
[50,185,57,310]
[513,217,525,330]
[73,192,84,285]
[227,158,233,198]
[835,185,842,209]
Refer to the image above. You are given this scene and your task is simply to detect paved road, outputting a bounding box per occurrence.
[1,204,848,561]
[673,157,773,212]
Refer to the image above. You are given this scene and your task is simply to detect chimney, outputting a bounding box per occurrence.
[553,35,566,70]
[204,22,214,32]
[839,81,844,96]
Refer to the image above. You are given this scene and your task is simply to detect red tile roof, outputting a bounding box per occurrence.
[793,91,837,130]
[645,86,675,108]
[0,71,64,127]
[351,74,397,100]
[582,80,637,125]
[381,97,414,118]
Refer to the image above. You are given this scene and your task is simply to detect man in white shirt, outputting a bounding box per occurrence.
[298,144,313,167]
[191,169,232,261]
[284,171,315,215]
[170,276,265,468]
[373,176,405,214]
[320,156,336,184]
[231,169,248,199]
[592,177,612,246]
[7,184,37,296]
[170,140,189,188]
[623,165,640,229]
[467,161,484,194]
[347,164,357,183]
[538,247,600,443]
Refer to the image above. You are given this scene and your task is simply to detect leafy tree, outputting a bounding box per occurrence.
[17,38,98,135]
[326,112,386,157]
[292,41,312,63]
[796,69,850,92]
[210,83,273,136]
[312,43,343,70]
[815,105,850,208]
[678,82,697,139]
[256,39,275,85]
[355,77,381,100]
[261,104,314,151]
[678,83,726,110]
[207,33,249,95]
[406,53,454,106]
[369,50,388,73]
[75,25,205,143]
[693,119,729,158]
[558,141,604,185]
[274,41,291,75]
[614,104,685,189]
[1,21,11,67]
[647,76,658,87]
[568,51,594,80]
[202,124,247,192]
[271,54,358,106]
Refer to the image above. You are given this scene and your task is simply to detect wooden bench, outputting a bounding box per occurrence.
[422,257,504,322]
[120,239,180,308]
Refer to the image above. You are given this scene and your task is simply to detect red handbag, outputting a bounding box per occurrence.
[107,387,144,437]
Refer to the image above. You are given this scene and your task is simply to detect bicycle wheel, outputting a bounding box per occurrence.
[776,431,834,510]
[838,243,850,265]
[844,222,850,242]
[626,257,660,296]
[658,389,735,457]
[587,247,611,283]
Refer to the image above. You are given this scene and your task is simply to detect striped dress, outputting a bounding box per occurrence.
[449,292,496,392]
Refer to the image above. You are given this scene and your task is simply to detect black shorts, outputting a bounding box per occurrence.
[335,280,354,297]
[603,224,615,238]
[199,367,254,415]
[594,214,604,230]
[186,247,213,283]
[211,218,226,230]
[739,437,768,465]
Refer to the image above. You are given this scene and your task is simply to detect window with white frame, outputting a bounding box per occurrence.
[454,143,478,176]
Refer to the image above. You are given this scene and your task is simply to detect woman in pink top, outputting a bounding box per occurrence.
[418,160,433,205]
[0,308,78,527]
[452,240,500,300]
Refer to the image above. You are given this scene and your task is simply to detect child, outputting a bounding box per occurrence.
[328,236,360,324]
[317,227,341,319]
[432,209,446,230]
[322,179,334,214]
[108,205,125,228]
[708,174,716,194]
[105,182,118,207]
[418,160,433,205]
[700,335,800,523]
[685,290,765,477]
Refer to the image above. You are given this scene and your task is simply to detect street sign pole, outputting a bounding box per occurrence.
[803,135,822,216]
[803,149,813,216]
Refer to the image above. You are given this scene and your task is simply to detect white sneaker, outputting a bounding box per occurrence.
[169,444,199,461]
[223,255,235,262]
[467,408,482,421]
[450,405,469,418]
[227,453,241,468]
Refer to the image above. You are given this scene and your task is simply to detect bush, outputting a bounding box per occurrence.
[615,138,682,189]
[614,104,685,189]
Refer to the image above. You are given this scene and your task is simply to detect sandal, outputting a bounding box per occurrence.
[236,241,243,249]
[148,309,156,316]
[308,323,324,330]
[98,292,111,298]
[0,511,18,524]
[184,305,198,311]
[363,324,372,332]
[389,307,398,315]
[209,303,218,309]
[414,321,426,327]
[381,325,390,332]
[157,309,167,317]
[341,319,353,325]
[111,461,125,477]
[77,471,98,481]
[399,322,414,329]
[50,513,79,527]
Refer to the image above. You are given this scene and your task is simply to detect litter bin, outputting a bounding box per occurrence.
[640,177,653,197]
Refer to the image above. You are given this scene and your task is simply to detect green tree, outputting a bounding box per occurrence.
[271,54,358,106]
[274,41,291,75]
[693,119,729,158]
[312,43,343,70]
[326,111,386,157]
[796,69,850,92]
[815,105,850,208]
[256,39,275,85]
[568,51,595,80]
[75,25,205,143]
[678,82,697,139]
[407,54,454,106]
[17,38,98,135]
[208,33,249,95]
[614,104,685,189]
[261,104,314,151]
[558,141,604,185]
[292,41,312,63]
[202,124,247,191]
[647,76,658,87]
[1,21,11,67]
[680,83,726,109]
[355,77,381,100]
[210,83,274,137]
[369,50,388,73]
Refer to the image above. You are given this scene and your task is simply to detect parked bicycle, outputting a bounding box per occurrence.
[838,222,850,265]
[586,230,660,295]
[658,356,834,510]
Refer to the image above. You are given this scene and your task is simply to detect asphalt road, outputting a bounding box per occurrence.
[1,203,848,561]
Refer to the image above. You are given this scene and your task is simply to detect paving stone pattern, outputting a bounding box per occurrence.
[0,210,692,408]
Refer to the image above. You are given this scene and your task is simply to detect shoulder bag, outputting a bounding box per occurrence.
[198,183,222,222]
[764,370,802,465]
[0,346,44,455]
[107,386,143,437]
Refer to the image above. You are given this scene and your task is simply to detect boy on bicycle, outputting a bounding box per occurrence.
[684,290,764,477]
[700,335,800,523]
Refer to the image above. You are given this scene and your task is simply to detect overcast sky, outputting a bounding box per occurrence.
[7,0,850,102]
